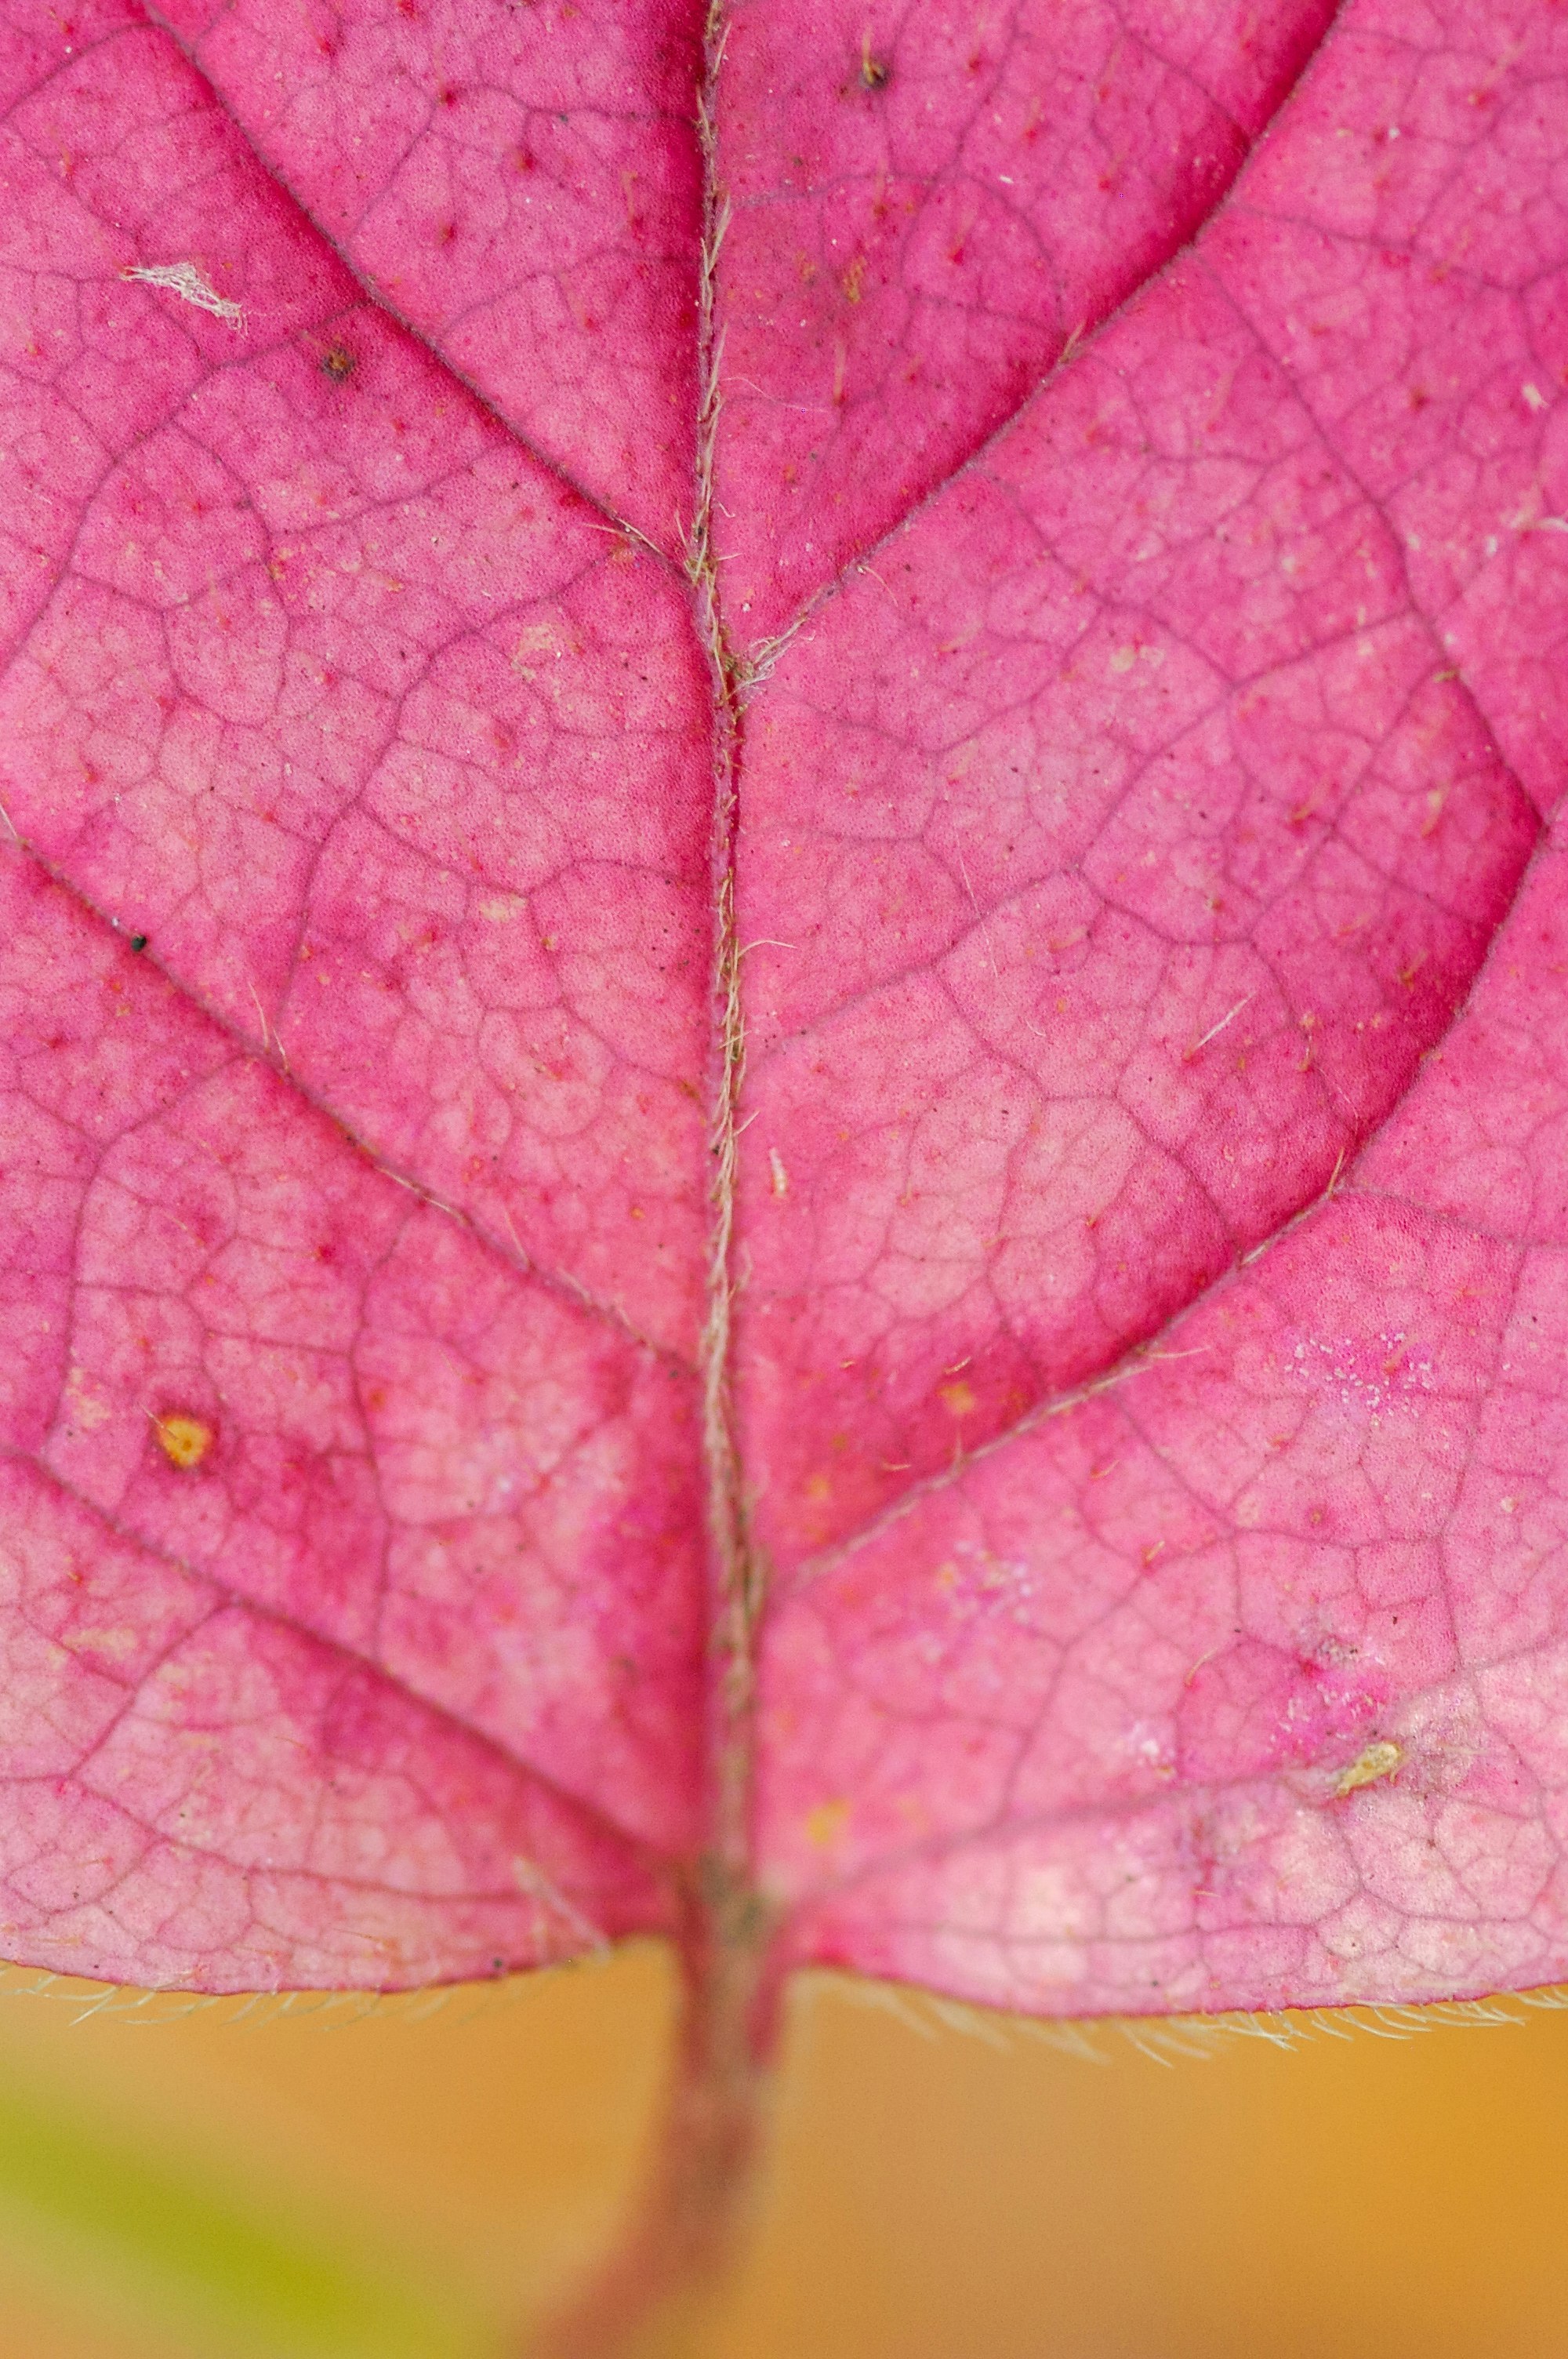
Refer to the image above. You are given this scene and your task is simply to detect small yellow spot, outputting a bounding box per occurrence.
[155,1412,212,1470]
[938,1379,976,1417]
[804,1472,833,1504]
[806,1799,849,1848]
[1334,1739,1403,1798]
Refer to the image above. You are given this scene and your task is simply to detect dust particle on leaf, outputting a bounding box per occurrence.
[1334,1739,1403,1798]
[129,932,147,952]
[321,342,356,382]
[858,35,890,89]
[154,1412,214,1470]
[122,260,245,329]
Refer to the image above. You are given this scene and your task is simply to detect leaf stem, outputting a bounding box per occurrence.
[528,1881,779,2359]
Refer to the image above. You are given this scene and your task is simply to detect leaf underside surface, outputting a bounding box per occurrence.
[0,0,1566,2027]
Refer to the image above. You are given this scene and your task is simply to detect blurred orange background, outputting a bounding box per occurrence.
[0,1944,1563,2357]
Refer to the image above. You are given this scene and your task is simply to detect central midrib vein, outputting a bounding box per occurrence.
[691,0,760,1910]
[530,20,778,2347]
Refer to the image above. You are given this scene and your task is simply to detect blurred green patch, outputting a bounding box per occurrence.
[0,2056,489,2359]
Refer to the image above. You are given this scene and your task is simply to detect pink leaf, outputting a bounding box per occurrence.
[0,0,1566,2033]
